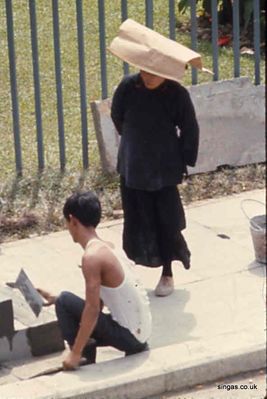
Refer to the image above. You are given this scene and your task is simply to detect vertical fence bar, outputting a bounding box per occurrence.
[52,0,65,171]
[98,0,108,99]
[121,0,129,76]
[29,0,44,171]
[5,0,22,176]
[253,0,261,85]
[76,0,89,169]
[211,0,219,81]
[145,0,153,28]
[232,0,240,78]
[121,0,127,21]
[190,0,198,85]
[169,0,176,40]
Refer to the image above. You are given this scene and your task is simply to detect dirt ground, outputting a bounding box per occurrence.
[0,163,265,244]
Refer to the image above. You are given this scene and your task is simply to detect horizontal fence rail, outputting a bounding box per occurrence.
[1,0,263,177]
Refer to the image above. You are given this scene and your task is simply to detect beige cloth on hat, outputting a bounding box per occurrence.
[108,19,211,82]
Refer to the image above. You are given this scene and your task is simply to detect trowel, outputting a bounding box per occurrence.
[6,268,44,317]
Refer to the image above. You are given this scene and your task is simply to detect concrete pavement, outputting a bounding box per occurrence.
[150,370,266,399]
[0,189,266,398]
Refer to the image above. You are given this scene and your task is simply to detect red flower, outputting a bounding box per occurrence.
[218,36,231,46]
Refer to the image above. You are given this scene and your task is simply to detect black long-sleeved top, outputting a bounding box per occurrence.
[111,73,199,191]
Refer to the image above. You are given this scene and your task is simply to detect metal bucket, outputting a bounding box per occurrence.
[241,200,266,264]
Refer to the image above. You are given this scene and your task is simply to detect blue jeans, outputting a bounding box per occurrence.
[55,291,148,363]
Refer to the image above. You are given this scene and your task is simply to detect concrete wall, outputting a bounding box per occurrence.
[90,78,265,175]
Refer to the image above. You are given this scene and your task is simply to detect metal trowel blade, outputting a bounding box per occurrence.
[14,268,44,317]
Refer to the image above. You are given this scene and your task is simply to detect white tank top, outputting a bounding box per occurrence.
[86,239,152,343]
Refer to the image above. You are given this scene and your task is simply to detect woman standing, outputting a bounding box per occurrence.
[111,70,199,296]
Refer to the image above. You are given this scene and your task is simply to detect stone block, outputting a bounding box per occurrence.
[90,78,265,175]
[0,285,55,329]
[0,287,64,362]
[91,98,119,174]
[0,296,14,340]
[27,321,65,357]
[0,321,65,362]
[0,330,31,362]
[187,81,265,174]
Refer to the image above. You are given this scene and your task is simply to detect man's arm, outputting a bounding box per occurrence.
[63,254,101,370]
[36,288,57,306]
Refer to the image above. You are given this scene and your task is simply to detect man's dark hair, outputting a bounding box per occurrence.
[63,191,101,227]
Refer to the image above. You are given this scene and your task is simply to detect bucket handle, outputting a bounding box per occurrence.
[240,199,266,231]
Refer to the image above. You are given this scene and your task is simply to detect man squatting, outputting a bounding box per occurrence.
[38,191,152,370]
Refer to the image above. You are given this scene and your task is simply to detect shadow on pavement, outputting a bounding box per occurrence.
[76,350,150,383]
[148,288,197,348]
[247,261,266,278]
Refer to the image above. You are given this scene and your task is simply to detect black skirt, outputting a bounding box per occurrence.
[120,177,189,267]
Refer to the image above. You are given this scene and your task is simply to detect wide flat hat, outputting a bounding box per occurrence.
[109,19,209,82]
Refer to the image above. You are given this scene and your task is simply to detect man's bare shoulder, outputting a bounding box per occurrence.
[82,241,114,271]
[81,252,102,286]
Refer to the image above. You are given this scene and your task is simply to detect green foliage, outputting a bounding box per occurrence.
[243,0,254,30]
[178,0,189,14]
[178,0,222,15]
[177,0,261,29]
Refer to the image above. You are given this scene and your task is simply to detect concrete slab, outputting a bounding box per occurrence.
[0,284,64,363]
[0,341,265,399]
[0,331,33,362]
[0,189,265,399]
[91,78,265,174]
[0,297,14,340]
[188,83,265,174]
[172,372,266,399]
[27,321,65,357]
[0,285,55,328]
[0,368,19,386]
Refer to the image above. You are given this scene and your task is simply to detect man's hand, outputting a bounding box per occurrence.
[62,351,81,370]
[37,288,57,306]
